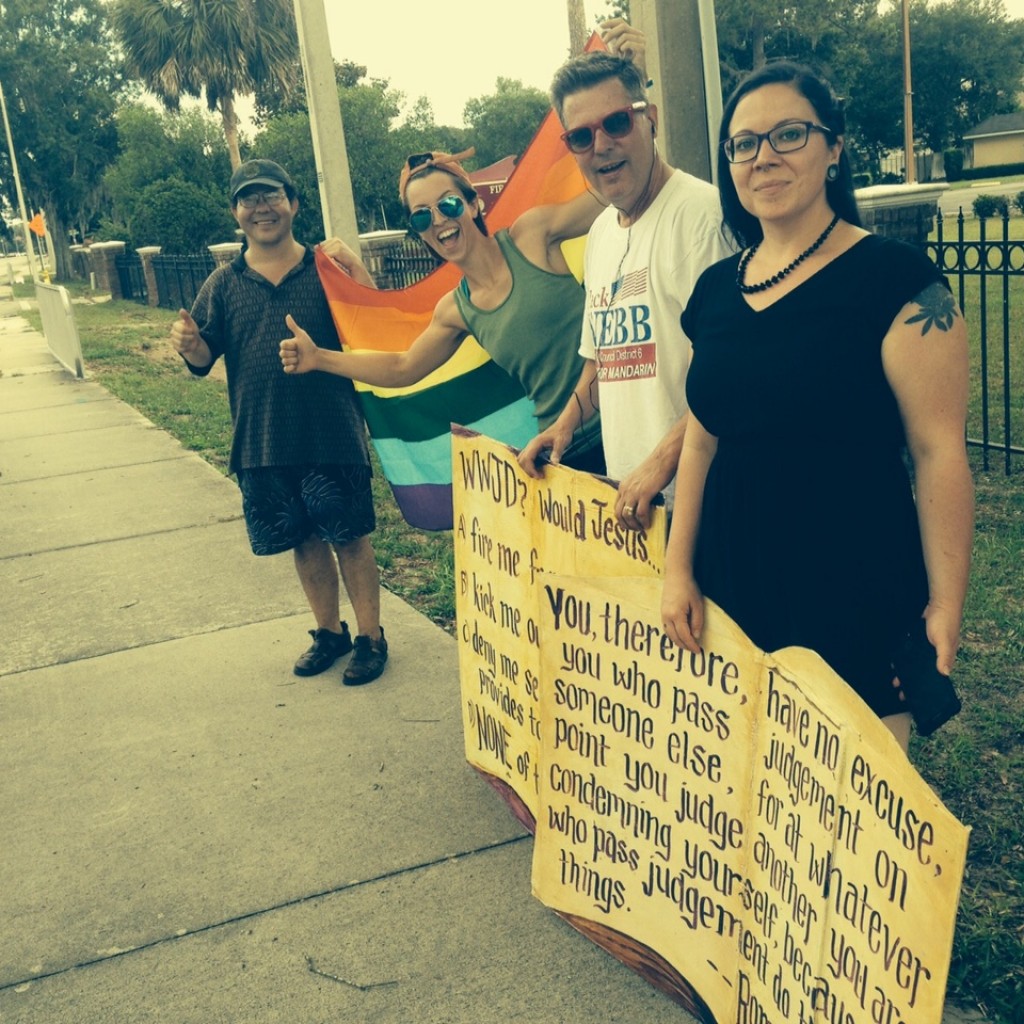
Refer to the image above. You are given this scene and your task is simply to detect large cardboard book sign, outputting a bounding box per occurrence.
[453,428,666,826]
[453,431,969,1023]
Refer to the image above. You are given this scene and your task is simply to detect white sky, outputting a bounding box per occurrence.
[318,0,611,127]
[315,0,1024,129]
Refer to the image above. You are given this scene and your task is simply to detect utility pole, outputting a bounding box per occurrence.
[292,0,361,248]
[567,0,587,54]
[634,0,722,184]
[901,0,916,184]
[0,78,38,281]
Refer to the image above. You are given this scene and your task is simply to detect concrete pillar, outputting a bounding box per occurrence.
[69,245,91,282]
[136,246,162,308]
[856,183,949,246]
[88,241,126,299]
[208,242,243,268]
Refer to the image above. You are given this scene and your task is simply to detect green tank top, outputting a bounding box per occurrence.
[453,229,600,450]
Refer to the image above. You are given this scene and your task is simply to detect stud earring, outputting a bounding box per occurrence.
[826,164,839,182]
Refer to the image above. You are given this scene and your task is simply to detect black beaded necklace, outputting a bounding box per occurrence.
[736,213,840,295]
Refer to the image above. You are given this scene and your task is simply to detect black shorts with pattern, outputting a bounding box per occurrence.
[236,464,375,556]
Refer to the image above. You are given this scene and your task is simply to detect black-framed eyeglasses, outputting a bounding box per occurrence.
[722,121,834,164]
[408,194,465,234]
[236,189,288,209]
[560,101,648,154]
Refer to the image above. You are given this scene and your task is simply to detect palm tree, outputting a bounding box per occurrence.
[111,0,299,169]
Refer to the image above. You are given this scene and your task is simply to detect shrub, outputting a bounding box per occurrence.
[971,194,1010,219]
[943,149,964,181]
[957,161,1024,180]
[852,172,872,189]
[92,217,131,244]
[130,178,237,253]
[1014,191,1024,216]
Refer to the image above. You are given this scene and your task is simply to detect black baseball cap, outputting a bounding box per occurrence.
[229,158,294,201]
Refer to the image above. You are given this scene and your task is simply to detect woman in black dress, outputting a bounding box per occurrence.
[660,62,973,750]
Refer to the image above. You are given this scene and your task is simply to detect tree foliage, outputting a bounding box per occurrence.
[893,0,1024,154]
[0,0,123,278]
[462,78,550,168]
[130,177,237,253]
[714,0,878,95]
[248,111,321,240]
[337,78,412,229]
[101,103,234,248]
[110,0,300,168]
[712,0,1024,177]
[250,58,368,128]
[250,72,441,236]
[600,0,629,21]
[4,0,1021,266]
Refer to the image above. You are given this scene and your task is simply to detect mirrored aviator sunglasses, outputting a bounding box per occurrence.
[408,194,465,233]
[561,101,648,154]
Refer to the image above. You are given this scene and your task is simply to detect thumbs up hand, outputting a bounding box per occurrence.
[170,308,211,366]
[280,314,320,375]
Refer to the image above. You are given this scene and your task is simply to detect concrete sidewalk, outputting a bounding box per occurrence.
[0,293,692,1024]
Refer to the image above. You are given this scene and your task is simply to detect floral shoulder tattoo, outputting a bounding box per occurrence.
[904,282,960,334]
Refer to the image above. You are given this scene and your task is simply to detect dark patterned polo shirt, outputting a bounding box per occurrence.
[186,246,369,474]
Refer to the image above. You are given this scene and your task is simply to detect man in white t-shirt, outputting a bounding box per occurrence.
[519,51,733,527]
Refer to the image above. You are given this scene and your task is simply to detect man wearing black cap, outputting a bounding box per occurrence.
[170,158,388,685]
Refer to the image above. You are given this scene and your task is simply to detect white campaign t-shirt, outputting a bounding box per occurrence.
[581,169,733,508]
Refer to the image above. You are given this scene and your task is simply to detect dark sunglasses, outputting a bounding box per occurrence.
[406,152,434,172]
[408,194,465,233]
[560,101,648,154]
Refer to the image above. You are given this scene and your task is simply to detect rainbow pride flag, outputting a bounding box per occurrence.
[317,99,590,530]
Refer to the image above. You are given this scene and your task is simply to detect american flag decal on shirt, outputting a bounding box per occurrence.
[611,267,648,303]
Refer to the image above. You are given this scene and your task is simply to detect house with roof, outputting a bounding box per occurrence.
[962,111,1024,169]
[468,155,517,215]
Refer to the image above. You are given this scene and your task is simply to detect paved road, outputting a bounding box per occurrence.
[938,177,1023,219]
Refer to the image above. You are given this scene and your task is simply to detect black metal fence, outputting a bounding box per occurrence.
[926,209,1022,475]
[151,254,216,311]
[374,237,443,290]
[117,241,440,303]
[109,220,1017,475]
[114,251,147,303]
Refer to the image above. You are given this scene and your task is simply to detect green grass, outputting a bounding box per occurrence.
[914,458,1024,1022]
[24,283,1024,1024]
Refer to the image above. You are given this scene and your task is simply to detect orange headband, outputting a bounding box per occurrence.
[398,147,477,202]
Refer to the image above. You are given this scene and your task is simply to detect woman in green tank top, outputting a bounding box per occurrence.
[280,146,612,473]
